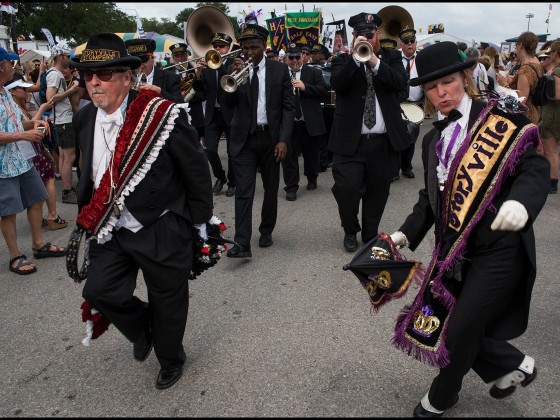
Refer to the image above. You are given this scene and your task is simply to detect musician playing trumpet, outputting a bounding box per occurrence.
[192,33,238,197]
[328,11,409,252]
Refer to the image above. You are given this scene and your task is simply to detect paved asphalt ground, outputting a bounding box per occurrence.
[1,121,559,417]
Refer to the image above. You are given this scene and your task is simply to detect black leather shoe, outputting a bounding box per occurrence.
[343,233,358,252]
[402,169,415,179]
[259,233,273,248]
[156,366,183,390]
[489,367,537,399]
[306,181,317,191]
[225,185,236,197]
[413,396,458,418]
[226,244,252,258]
[319,166,328,173]
[286,191,297,201]
[133,327,152,362]
[212,178,226,194]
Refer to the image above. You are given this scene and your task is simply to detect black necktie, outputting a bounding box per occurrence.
[363,64,376,129]
[292,70,302,120]
[250,64,259,134]
[405,57,412,77]
[432,109,463,131]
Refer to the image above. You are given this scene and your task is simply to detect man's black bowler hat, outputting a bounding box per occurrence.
[69,33,142,70]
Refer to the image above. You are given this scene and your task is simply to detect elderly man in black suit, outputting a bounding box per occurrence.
[193,33,237,197]
[224,22,295,258]
[124,38,183,103]
[71,33,213,390]
[282,43,328,201]
[328,11,408,252]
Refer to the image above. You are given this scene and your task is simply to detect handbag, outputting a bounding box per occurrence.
[42,119,59,151]
[401,108,420,145]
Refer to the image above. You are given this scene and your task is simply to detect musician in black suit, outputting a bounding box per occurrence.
[328,11,408,252]
[71,33,213,390]
[282,43,327,201]
[224,22,295,258]
[192,33,237,197]
[124,38,184,103]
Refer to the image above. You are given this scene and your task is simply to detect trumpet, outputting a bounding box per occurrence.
[353,41,374,62]
[204,48,243,70]
[220,58,253,93]
[162,56,200,71]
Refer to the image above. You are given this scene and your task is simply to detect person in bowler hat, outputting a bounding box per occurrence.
[388,41,548,417]
[223,21,295,258]
[71,33,213,390]
[328,11,409,252]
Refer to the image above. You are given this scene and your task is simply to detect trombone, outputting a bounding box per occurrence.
[204,48,243,70]
[162,56,200,71]
[353,41,374,62]
[220,57,253,93]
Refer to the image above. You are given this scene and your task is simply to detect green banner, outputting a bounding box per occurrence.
[285,12,321,30]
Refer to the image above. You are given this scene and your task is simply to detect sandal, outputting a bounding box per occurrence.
[9,254,37,275]
[47,215,68,231]
[42,218,48,227]
[32,242,66,259]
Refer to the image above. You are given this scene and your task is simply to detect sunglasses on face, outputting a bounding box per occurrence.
[356,30,377,39]
[212,44,228,49]
[403,38,416,45]
[82,68,127,82]
[140,55,153,63]
[287,55,301,60]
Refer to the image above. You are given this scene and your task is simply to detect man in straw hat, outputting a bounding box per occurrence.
[387,41,548,417]
[70,33,213,390]
[223,19,295,258]
[328,10,409,253]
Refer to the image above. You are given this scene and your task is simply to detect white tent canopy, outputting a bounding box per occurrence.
[19,49,50,64]
[415,33,470,50]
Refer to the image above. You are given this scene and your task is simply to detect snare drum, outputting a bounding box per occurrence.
[400,103,425,125]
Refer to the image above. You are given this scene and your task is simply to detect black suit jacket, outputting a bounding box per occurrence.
[224,58,295,157]
[295,65,327,137]
[328,48,409,156]
[152,66,184,103]
[399,100,549,340]
[72,90,213,227]
[192,58,234,126]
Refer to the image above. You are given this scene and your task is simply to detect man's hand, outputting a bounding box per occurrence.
[274,141,287,162]
[353,35,378,68]
[490,200,528,231]
[389,231,408,249]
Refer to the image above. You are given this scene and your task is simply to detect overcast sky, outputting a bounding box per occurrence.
[115,2,558,46]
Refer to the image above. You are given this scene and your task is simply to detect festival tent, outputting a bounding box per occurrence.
[73,32,183,60]
[415,33,469,50]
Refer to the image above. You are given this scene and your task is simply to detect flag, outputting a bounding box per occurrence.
[41,28,56,49]
[285,11,321,48]
[266,15,286,52]
[1,2,17,14]
[136,14,146,39]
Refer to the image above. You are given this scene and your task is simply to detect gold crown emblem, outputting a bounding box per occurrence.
[127,44,147,54]
[413,306,440,337]
[81,49,120,62]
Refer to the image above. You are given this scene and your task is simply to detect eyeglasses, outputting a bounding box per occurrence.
[140,55,154,63]
[212,44,228,49]
[402,38,416,45]
[287,55,301,60]
[355,30,377,40]
[82,68,128,82]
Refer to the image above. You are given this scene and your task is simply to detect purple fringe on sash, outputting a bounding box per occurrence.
[391,101,540,369]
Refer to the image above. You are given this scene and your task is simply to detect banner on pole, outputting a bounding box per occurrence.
[285,11,321,48]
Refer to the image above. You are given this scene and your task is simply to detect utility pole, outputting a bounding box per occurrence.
[525,13,534,31]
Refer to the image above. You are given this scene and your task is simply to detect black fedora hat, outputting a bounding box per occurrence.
[70,33,142,70]
[409,41,475,87]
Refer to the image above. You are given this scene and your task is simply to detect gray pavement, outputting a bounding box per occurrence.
[1,122,559,417]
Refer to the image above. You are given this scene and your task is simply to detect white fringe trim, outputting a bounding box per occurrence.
[96,103,184,244]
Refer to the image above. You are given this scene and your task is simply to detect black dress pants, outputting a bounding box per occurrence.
[282,121,320,192]
[331,133,399,243]
[83,212,192,370]
[231,128,280,248]
[205,108,235,186]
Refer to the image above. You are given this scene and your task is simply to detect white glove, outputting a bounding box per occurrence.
[390,231,409,249]
[490,200,528,231]
[194,223,208,241]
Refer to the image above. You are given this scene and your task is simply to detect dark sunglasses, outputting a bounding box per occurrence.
[82,68,128,82]
[212,44,228,49]
[356,30,377,39]
[402,38,416,44]
[140,55,152,63]
[287,55,301,60]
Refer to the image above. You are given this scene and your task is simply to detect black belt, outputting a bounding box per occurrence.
[361,133,386,140]
[294,120,306,125]
[255,124,268,131]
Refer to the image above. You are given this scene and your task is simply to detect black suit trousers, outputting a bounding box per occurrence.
[204,108,235,186]
[232,130,280,247]
[282,121,320,192]
[427,232,527,410]
[82,212,192,370]
[331,133,399,242]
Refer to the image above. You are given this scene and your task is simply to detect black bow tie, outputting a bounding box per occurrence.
[433,109,463,131]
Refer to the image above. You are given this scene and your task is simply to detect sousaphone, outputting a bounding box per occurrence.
[186,5,237,59]
[377,5,414,44]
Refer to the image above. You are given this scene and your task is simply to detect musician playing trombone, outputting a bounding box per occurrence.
[223,20,295,259]
[192,33,238,197]
[328,11,409,252]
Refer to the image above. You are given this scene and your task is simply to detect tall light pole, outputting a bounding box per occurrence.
[525,13,534,31]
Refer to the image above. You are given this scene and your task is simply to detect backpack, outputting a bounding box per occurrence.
[526,64,556,106]
[39,68,55,105]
